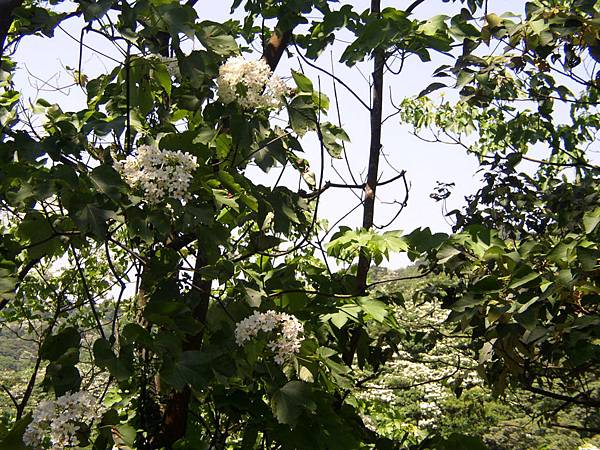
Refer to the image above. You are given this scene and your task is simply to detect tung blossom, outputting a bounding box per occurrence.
[235,310,304,365]
[23,391,103,450]
[118,144,198,205]
[217,56,288,110]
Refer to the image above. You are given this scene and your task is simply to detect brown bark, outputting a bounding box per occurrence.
[263,28,292,71]
[0,0,23,60]
[154,247,211,448]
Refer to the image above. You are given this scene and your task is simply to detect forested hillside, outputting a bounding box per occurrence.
[0,267,598,449]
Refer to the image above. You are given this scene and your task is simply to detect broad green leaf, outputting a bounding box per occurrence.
[40,327,81,361]
[78,0,113,22]
[212,189,239,211]
[583,207,600,234]
[291,70,313,93]
[112,424,137,448]
[0,268,16,303]
[271,381,314,425]
[243,286,262,308]
[93,338,131,382]
[508,271,540,289]
[197,22,239,55]
[320,122,349,159]
[358,297,388,322]
[73,204,116,238]
[160,351,214,391]
[418,82,447,98]
[287,94,317,136]
[90,164,126,200]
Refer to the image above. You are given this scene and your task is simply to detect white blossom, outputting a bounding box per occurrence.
[235,310,304,365]
[23,391,103,450]
[118,144,198,205]
[217,56,288,110]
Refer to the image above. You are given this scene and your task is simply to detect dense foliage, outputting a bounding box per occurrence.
[0,0,599,449]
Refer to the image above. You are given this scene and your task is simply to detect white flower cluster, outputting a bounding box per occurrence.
[23,391,102,450]
[118,144,198,205]
[217,56,288,110]
[235,310,304,365]
[356,291,484,433]
[417,383,445,429]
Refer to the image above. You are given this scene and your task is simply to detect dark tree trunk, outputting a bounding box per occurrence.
[356,0,384,295]
[154,23,294,448]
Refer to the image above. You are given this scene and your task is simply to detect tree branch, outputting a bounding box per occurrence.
[524,385,600,408]
[300,170,407,199]
[406,0,426,15]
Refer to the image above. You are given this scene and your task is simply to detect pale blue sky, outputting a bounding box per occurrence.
[12,0,528,267]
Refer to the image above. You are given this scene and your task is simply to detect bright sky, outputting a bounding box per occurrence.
[12,0,527,267]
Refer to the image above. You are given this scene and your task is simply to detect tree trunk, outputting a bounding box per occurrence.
[154,23,294,448]
[356,0,384,295]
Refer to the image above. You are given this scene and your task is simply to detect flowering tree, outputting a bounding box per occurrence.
[1,0,599,449]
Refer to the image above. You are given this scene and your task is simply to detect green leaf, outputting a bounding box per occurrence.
[287,94,317,136]
[122,323,154,348]
[243,286,262,308]
[78,0,113,22]
[43,363,81,397]
[472,275,503,293]
[40,327,81,362]
[0,268,16,304]
[578,247,598,271]
[212,189,239,211]
[583,207,600,234]
[93,338,131,382]
[153,63,172,96]
[271,381,314,425]
[112,424,137,448]
[418,82,447,98]
[73,204,115,238]
[358,297,388,322]
[90,164,126,200]
[17,211,62,259]
[452,295,482,312]
[160,351,213,391]
[320,122,349,159]
[508,271,540,289]
[291,70,314,92]
[485,13,503,29]
[250,232,283,251]
[157,3,197,39]
[197,22,239,55]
